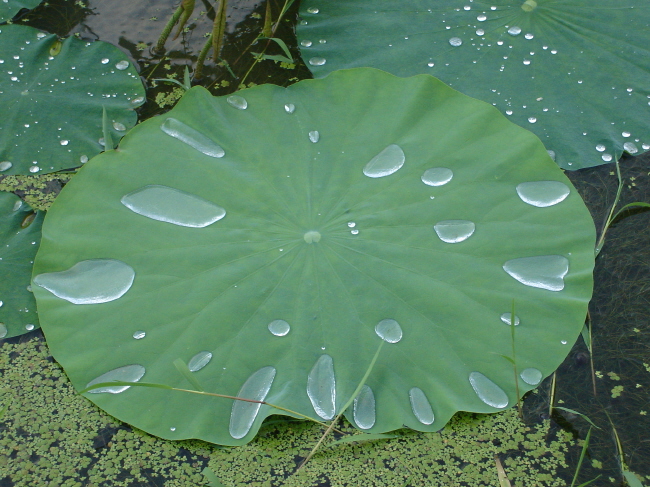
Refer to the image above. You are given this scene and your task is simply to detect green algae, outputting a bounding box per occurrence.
[0,173,75,211]
[1,336,581,487]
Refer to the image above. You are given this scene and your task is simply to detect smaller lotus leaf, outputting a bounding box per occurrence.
[0,0,41,23]
[0,24,146,175]
[0,191,42,338]
[32,68,595,445]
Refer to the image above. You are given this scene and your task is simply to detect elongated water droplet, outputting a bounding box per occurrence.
[34,259,135,305]
[307,354,336,420]
[434,220,475,243]
[353,385,376,429]
[300,40,312,47]
[229,366,276,439]
[284,103,295,113]
[374,319,402,343]
[227,95,247,110]
[306,7,319,13]
[421,167,453,186]
[188,351,213,372]
[309,57,326,66]
[133,331,146,339]
[469,371,508,408]
[623,142,638,154]
[0,323,6,338]
[160,118,225,158]
[121,185,226,228]
[309,131,320,143]
[86,364,145,394]
[503,255,569,291]
[520,367,542,385]
[508,26,521,36]
[516,181,570,207]
[268,319,290,336]
[0,161,12,172]
[409,387,434,425]
[363,144,405,178]
[500,313,520,326]
[449,37,462,47]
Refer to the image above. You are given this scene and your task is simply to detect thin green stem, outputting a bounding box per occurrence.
[156,5,184,53]
[595,160,623,256]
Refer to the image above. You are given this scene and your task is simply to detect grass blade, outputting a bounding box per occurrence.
[101,106,113,151]
[202,467,226,487]
[173,358,204,391]
[570,426,592,487]
[555,407,601,430]
[494,454,512,487]
[623,471,645,487]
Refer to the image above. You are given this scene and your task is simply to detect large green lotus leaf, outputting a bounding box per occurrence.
[0,191,43,339]
[0,0,41,23]
[296,0,650,170]
[0,24,146,175]
[32,68,595,445]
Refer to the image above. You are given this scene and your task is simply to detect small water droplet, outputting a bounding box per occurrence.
[375,319,403,343]
[229,366,276,439]
[449,37,462,47]
[101,58,109,64]
[623,142,638,154]
[318,39,326,44]
[477,14,487,21]
[34,259,135,304]
[427,62,435,67]
[561,340,568,345]
[309,57,326,66]
[284,103,295,113]
[351,229,359,235]
[500,313,520,326]
[642,143,650,150]
[300,40,312,47]
[547,150,556,161]
[306,7,319,13]
[347,222,356,228]
[170,427,176,431]
[268,319,290,336]
[602,153,613,162]
[469,371,508,408]
[188,351,213,372]
[363,144,405,178]
[434,220,475,243]
[227,95,247,110]
[303,230,321,243]
[409,387,435,425]
[113,122,126,131]
[0,323,6,338]
[0,161,12,172]
[503,255,569,291]
[29,166,40,173]
[520,368,542,385]
[507,26,521,36]
[309,131,320,143]
[122,185,226,228]
[622,131,631,138]
[595,144,606,152]
[161,118,225,158]
[133,331,146,339]
[523,59,531,65]
[36,33,46,39]
[131,96,145,105]
[86,364,145,394]
[524,33,534,39]
[25,324,34,331]
[421,167,453,186]
[476,29,485,36]
[115,60,129,70]
[528,117,537,123]
[516,181,570,207]
[308,354,336,420]
[80,155,88,164]
[353,385,376,429]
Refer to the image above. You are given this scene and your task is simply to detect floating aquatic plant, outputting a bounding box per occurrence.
[32,68,595,445]
[0,24,146,175]
[296,0,650,169]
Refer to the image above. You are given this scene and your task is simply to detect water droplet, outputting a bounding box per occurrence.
[427,62,435,67]
[300,40,312,47]
[86,364,145,394]
[113,122,126,131]
[59,139,69,146]
[0,301,3,307]
[507,26,522,36]
[528,117,537,123]
[227,95,247,110]
[469,371,508,408]
[34,259,135,304]
[524,33,534,39]
[170,427,176,431]
[449,37,462,47]
[622,131,631,138]
[523,59,531,65]
[36,32,46,39]
[122,185,226,228]
[133,331,146,339]
[188,351,213,372]
[306,7,319,13]
[602,153,613,162]
[434,220,475,243]
[101,58,109,64]
[595,144,606,152]
[500,313,520,326]
[309,57,326,66]
[307,354,336,420]
[80,155,88,164]
[268,319,290,336]
[503,255,569,292]
[303,230,321,243]
[284,103,295,113]
[476,29,485,36]
[353,385,376,429]
[409,387,435,425]
[309,131,320,143]
[421,167,453,186]
[0,161,12,172]
[642,143,650,150]
[0,323,6,338]
[505,110,513,115]
[347,222,356,228]
[29,166,40,173]
[623,142,638,154]
[374,319,402,343]
[319,39,327,44]
[477,14,487,21]
[516,181,570,207]
[561,340,568,345]
[363,144,405,178]
[229,366,276,439]
[520,368,542,385]
[160,118,225,158]
[115,60,129,70]
[131,96,145,105]
[25,324,34,331]
[351,229,359,235]
[547,150,556,161]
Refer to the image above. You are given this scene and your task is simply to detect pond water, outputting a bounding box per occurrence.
[1,1,649,486]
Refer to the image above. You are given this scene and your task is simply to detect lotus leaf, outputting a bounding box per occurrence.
[0,191,42,338]
[296,0,650,169]
[0,0,41,23]
[32,68,595,445]
[0,24,146,175]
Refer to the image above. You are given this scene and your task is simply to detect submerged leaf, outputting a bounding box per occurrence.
[32,68,594,445]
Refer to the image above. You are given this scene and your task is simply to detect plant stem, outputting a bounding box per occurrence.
[195,34,213,80]
[156,4,184,53]
[595,160,623,256]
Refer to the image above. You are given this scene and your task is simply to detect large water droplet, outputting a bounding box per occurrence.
[34,259,135,304]
[623,142,638,154]
[0,161,12,172]
[520,367,542,385]
[508,26,522,36]
[363,144,405,178]
[227,95,247,110]
[353,385,376,429]
[268,319,290,336]
[469,371,508,408]
[307,354,336,420]
[188,351,213,372]
[303,230,321,243]
[86,364,145,394]
[449,37,462,47]
[160,118,225,158]
[229,366,276,439]
[500,313,520,326]
[121,185,226,228]
[503,255,569,291]
[421,167,453,186]
[309,57,326,66]
[309,131,320,143]
[516,181,570,207]
[115,60,129,70]
[434,220,475,243]
[409,387,434,425]
[374,319,402,343]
